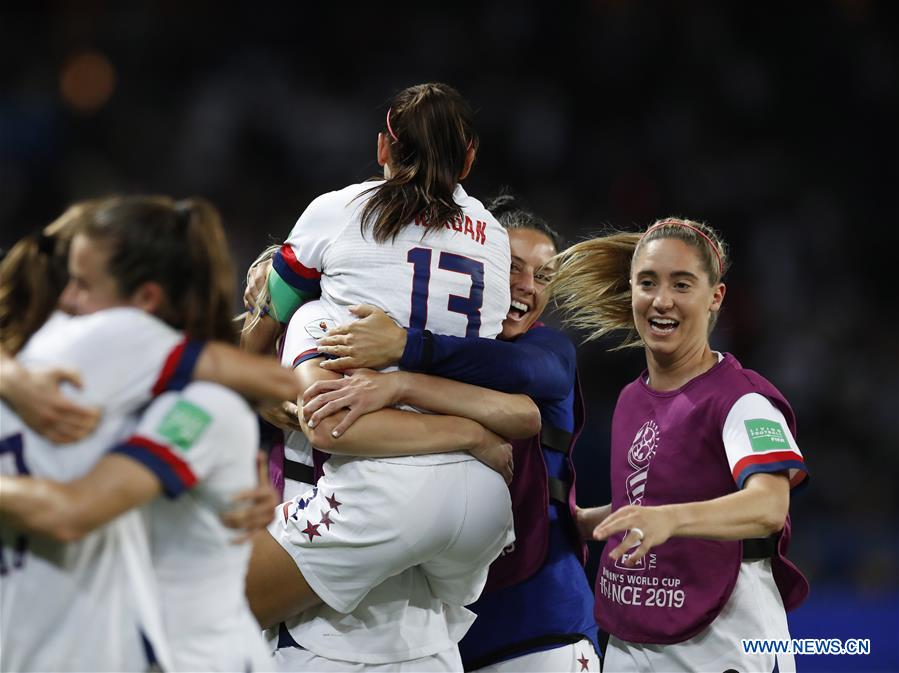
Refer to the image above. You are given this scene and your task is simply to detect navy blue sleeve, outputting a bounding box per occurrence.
[400,326,576,402]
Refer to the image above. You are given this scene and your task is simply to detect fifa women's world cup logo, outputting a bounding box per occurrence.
[617,419,660,571]
[627,419,659,479]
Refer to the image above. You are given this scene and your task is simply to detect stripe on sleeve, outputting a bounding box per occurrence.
[152,340,204,396]
[732,450,808,490]
[112,435,198,498]
[273,244,322,295]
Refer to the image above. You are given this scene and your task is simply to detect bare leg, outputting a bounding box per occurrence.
[245,529,323,629]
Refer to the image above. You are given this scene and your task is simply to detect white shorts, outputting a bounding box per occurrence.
[271,455,514,613]
[272,644,463,672]
[604,559,794,673]
[471,638,601,673]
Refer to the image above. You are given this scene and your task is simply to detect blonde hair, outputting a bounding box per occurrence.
[237,244,280,336]
[551,217,729,349]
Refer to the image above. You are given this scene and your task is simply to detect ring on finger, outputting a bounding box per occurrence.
[631,527,645,542]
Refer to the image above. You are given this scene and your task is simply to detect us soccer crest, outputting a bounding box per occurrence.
[304,318,337,339]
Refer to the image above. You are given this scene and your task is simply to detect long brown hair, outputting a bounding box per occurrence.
[0,202,92,353]
[360,83,478,243]
[551,218,729,348]
[78,195,237,342]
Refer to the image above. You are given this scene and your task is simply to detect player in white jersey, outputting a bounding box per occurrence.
[0,309,204,672]
[555,218,809,673]
[239,84,527,666]
[0,196,297,671]
[1,381,273,672]
[243,262,487,668]
[257,298,535,670]
[1,202,102,444]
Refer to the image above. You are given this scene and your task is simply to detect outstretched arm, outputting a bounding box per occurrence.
[592,472,790,567]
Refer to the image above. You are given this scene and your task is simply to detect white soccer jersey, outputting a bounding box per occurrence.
[280,180,511,341]
[114,382,271,672]
[0,308,203,672]
[278,184,511,466]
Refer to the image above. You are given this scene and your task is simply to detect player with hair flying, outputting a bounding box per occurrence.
[552,217,809,673]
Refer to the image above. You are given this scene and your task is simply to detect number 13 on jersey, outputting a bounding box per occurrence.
[407,247,484,337]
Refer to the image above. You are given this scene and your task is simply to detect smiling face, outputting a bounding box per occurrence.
[501,228,558,340]
[630,237,725,364]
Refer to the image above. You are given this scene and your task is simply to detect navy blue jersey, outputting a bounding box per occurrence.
[401,325,600,666]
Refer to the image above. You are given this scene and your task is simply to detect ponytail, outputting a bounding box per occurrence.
[550,232,642,348]
[0,237,60,353]
[178,198,237,342]
[360,83,477,243]
[0,203,86,353]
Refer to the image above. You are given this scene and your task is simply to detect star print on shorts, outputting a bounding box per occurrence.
[319,510,334,530]
[577,652,590,671]
[302,520,321,541]
[300,493,343,542]
[325,492,342,512]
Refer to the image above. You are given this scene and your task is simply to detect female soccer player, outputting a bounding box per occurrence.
[256,296,533,671]
[240,83,523,668]
[306,195,602,672]
[0,204,101,443]
[0,196,296,671]
[552,217,809,673]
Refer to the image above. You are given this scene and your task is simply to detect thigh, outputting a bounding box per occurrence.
[246,529,322,629]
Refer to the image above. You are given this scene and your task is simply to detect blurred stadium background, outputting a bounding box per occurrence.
[2,2,897,670]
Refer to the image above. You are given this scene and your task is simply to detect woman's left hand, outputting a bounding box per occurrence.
[221,452,279,543]
[592,504,677,567]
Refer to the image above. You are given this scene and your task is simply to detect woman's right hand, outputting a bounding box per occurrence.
[317,305,407,371]
[469,428,514,485]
